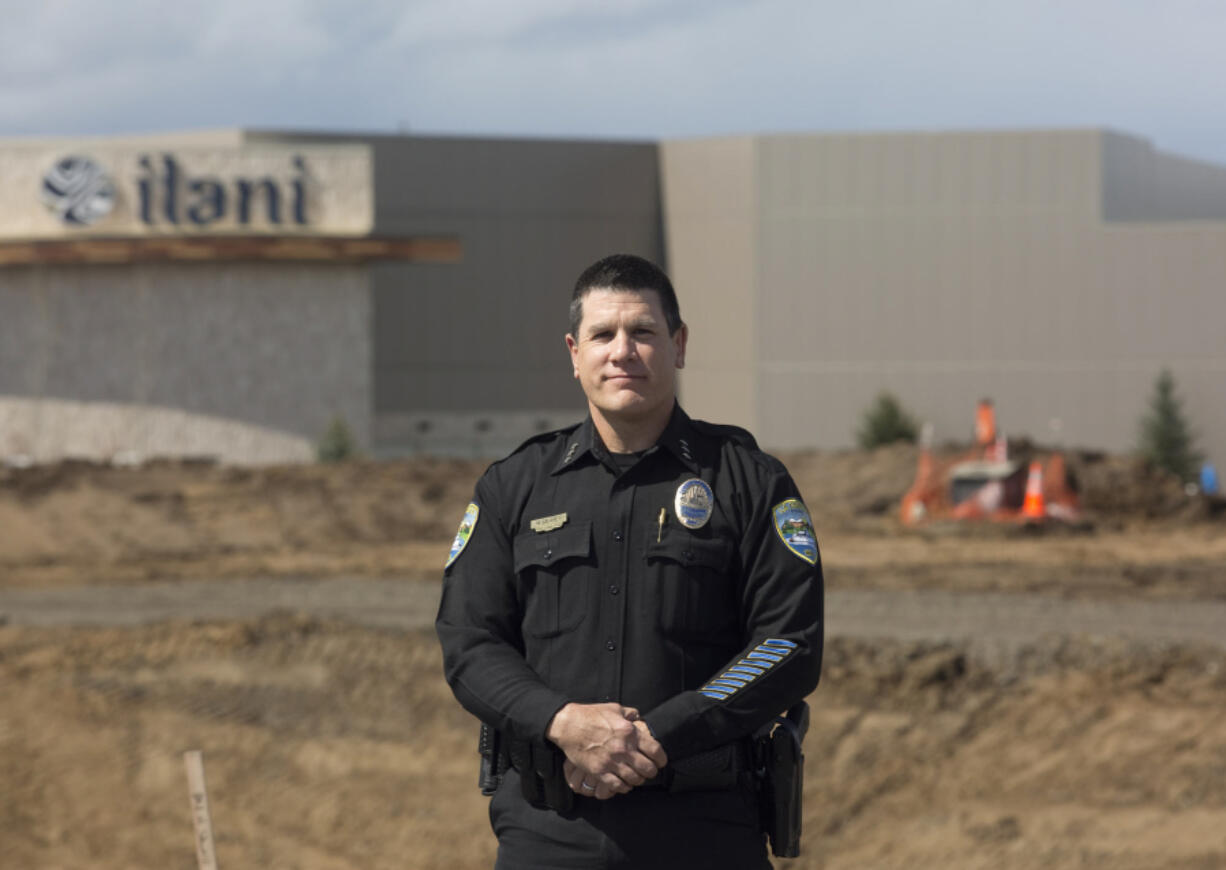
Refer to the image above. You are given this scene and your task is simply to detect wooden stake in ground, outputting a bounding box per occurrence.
[183,750,220,870]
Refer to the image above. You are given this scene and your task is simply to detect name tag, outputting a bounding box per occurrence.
[530,513,568,533]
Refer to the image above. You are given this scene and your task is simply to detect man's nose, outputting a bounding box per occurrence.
[609,330,636,360]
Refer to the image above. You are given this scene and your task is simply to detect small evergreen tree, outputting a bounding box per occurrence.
[1138,369,1202,482]
[317,416,358,463]
[856,392,919,449]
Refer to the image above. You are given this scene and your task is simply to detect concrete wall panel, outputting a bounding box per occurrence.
[0,397,312,464]
[660,137,757,430]
[0,262,371,452]
[1103,131,1226,222]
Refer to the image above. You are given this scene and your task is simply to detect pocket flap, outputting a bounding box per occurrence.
[513,521,592,572]
[646,536,730,570]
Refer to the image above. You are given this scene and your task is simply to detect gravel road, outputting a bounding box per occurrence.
[2,578,1223,651]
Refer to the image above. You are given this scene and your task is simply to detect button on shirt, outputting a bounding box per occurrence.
[436,404,823,761]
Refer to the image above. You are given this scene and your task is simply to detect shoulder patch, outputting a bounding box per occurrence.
[445,503,480,570]
[772,498,818,565]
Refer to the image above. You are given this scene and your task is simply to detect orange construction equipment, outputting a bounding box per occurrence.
[987,432,1008,463]
[1020,460,1046,520]
[975,400,996,447]
[1041,452,1081,520]
[900,444,945,524]
[899,400,1081,527]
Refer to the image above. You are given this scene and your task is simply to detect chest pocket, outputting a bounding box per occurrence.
[646,534,738,642]
[513,521,592,638]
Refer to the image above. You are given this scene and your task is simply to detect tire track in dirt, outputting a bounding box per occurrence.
[2,578,1224,651]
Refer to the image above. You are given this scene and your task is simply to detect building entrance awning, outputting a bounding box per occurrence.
[0,235,461,266]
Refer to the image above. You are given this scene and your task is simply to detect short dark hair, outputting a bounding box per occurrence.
[569,254,683,337]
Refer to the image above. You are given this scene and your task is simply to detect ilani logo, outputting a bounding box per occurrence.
[41,153,312,230]
[135,154,310,228]
[41,156,117,226]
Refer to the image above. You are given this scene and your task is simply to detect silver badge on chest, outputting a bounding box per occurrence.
[674,478,714,529]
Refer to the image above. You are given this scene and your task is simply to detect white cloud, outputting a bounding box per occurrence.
[3,0,1226,163]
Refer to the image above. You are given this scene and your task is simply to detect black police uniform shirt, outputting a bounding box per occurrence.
[436,403,823,762]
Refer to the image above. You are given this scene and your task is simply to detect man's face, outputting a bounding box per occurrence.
[565,288,687,427]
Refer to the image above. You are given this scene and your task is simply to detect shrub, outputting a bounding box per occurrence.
[1137,369,1202,482]
[317,416,358,463]
[856,392,919,449]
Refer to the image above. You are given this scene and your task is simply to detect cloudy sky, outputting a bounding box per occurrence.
[4,0,1226,163]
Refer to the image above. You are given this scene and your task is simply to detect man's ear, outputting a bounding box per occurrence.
[673,323,688,369]
[565,333,579,378]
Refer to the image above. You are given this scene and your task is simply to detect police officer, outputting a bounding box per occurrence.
[436,254,823,869]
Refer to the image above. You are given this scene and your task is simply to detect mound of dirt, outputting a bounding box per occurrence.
[1,449,1221,592]
[779,442,922,526]
[1068,450,1221,522]
[1,449,1224,869]
[782,441,1222,531]
[0,457,486,586]
[2,617,1223,870]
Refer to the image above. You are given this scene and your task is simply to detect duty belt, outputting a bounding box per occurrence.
[637,740,750,793]
[478,723,751,810]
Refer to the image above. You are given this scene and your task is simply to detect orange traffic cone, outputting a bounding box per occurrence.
[1021,460,1046,520]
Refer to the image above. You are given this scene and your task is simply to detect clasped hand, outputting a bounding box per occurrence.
[545,702,669,800]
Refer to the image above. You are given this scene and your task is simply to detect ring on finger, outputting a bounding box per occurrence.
[580,781,596,791]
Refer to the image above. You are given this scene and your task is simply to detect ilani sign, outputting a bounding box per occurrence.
[135,153,310,228]
[41,152,314,231]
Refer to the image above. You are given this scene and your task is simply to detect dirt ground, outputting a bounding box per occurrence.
[1,446,1224,868]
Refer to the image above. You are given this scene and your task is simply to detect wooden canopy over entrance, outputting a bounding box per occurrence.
[0,236,461,267]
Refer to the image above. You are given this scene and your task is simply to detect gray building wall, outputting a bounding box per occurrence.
[1102,130,1226,221]
[247,132,665,456]
[0,262,371,460]
[663,130,1226,471]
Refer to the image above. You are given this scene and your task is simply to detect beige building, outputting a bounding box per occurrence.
[0,127,1222,470]
[665,129,1225,470]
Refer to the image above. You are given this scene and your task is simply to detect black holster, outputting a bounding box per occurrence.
[479,723,576,812]
[507,734,575,814]
[477,722,509,795]
[755,701,809,858]
[651,740,749,793]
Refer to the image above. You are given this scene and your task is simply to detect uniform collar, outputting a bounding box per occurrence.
[551,403,702,475]
[655,403,704,472]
